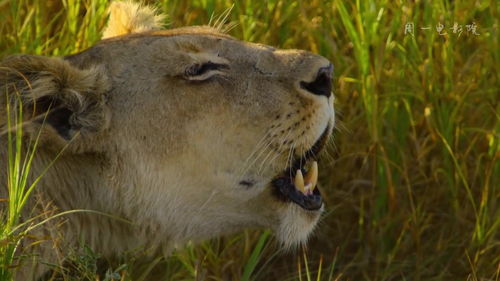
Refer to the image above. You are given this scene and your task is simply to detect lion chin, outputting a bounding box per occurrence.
[0,0,335,279]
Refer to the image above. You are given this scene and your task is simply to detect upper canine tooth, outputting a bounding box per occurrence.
[304,161,319,190]
[294,170,306,193]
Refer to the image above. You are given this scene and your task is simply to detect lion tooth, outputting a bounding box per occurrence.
[304,161,318,191]
[294,170,306,193]
[304,183,313,195]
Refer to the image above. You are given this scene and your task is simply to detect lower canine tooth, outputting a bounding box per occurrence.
[294,170,306,193]
[304,183,313,195]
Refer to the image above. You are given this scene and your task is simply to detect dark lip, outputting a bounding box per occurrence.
[271,125,330,211]
[272,174,323,211]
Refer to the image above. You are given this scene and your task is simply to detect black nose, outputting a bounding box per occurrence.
[300,64,333,98]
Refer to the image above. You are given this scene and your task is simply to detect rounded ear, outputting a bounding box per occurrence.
[0,55,110,144]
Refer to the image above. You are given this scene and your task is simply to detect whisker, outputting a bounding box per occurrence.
[287,144,296,179]
[237,126,278,176]
[298,142,305,171]
[257,128,294,175]
[237,140,272,178]
[256,147,276,176]
[323,137,337,166]
[265,133,294,174]
[238,126,281,178]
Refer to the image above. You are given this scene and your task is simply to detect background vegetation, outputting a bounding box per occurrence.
[0,0,498,280]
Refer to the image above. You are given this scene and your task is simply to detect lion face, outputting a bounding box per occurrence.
[1,23,334,255]
[77,27,334,247]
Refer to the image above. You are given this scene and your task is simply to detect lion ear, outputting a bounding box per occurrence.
[102,0,165,39]
[0,55,110,142]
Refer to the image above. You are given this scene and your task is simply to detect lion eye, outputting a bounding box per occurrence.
[184,61,228,81]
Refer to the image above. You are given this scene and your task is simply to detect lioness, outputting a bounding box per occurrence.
[0,1,334,279]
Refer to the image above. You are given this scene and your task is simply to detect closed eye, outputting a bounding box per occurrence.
[184,61,229,81]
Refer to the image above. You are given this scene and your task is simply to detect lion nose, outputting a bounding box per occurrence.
[300,64,333,98]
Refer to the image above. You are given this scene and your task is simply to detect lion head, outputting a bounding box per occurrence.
[0,1,334,267]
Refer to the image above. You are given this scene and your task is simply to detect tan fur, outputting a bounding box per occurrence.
[0,2,334,280]
[0,55,110,150]
[102,1,165,39]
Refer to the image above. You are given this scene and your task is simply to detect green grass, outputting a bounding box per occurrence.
[1,0,499,280]
[0,93,46,280]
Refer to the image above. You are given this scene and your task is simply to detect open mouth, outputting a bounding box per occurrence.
[271,126,330,211]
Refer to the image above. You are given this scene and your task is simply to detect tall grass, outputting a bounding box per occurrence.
[0,94,44,280]
[0,0,498,280]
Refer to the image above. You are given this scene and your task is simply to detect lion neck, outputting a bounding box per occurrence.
[1,143,151,254]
